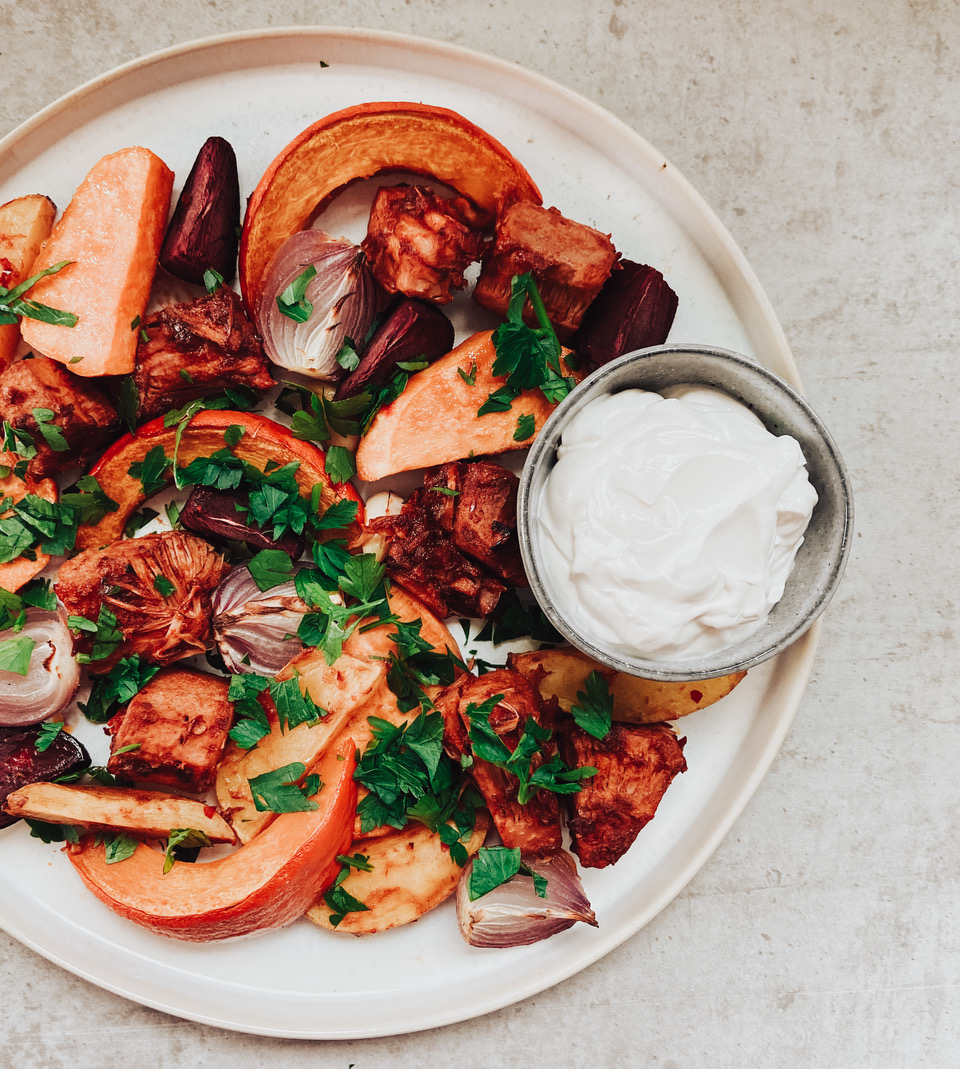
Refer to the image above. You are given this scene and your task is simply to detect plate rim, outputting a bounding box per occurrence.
[0,25,817,1038]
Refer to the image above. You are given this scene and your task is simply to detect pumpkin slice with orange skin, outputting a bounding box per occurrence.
[354,330,582,482]
[0,470,58,592]
[76,408,362,551]
[239,102,541,312]
[67,737,357,942]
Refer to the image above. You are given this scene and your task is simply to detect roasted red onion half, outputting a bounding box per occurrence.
[211,565,311,676]
[257,230,385,379]
[456,849,597,948]
[0,611,80,727]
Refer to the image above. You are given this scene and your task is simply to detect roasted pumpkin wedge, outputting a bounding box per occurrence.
[76,408,362,550]
[67,738,357,942]
[239,102,541,311]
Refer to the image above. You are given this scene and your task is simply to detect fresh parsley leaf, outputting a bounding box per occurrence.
[59,475,119,526]
[123,506,159,537]
[513,412,536,441]
[203,267,225,294]
[465,695,597,805]
[25,820,79,844]
[570,670,614,739]
[71,605,123,665]
[153,574,176,597]
[31,408,68,451]
[0,633,35,675]
[223,423,245,448]
[323,860,370,927]
[0,260,78,327]
[116,376,140,433]
[247,548,295,591]
[457,362,477,386]
[248,762,320,813]
[34,720,64,752]
[226,674,272,749]
[79,655,161,723]
[336,337,360,371]
[162,827,212,874]
[103,833,139,864]
[468,845,522,900]
[270,673,325,732]
[473,589,563,647]
[482,272,572,415]
[324,444,356,485]
[277,265,317,322]
[128,445,172,496]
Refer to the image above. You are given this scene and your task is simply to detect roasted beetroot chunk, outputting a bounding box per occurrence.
[473,201,618,337]
[361,184,487,304]
[179,485,305,559]
[0,724,91,829]
[572,259,678,369]
[436,669,562,857]
[334,297,454,400]
[0,355,118,479]
[134,289,274,422]
[159,136,241,285]
[55,531,229,669]
[557,720,686,868]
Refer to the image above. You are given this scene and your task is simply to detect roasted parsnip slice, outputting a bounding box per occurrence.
[2,781,236,842]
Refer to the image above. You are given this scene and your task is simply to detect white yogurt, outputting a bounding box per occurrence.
[538,385,818,661]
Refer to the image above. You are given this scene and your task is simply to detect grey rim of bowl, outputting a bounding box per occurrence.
[517,344,855,682]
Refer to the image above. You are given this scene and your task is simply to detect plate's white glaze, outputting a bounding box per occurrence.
[0,28,817,1038]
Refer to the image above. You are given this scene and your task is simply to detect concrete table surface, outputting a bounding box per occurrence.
[0,2,954,1066]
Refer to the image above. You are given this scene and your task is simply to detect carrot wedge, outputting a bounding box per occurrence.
[20,147,174,377]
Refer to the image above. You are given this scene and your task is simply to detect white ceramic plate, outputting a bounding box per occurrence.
[0,27,818,1038]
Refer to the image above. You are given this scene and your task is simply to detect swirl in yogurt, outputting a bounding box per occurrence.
[538,385,818,660]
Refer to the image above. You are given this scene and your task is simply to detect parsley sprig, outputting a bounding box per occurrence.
[354,712,481,864]
[0,261,78,328]
[465,694,597,805]
[481,272,577,417]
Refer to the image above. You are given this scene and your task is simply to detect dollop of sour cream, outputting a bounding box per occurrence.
[538,385,818,661]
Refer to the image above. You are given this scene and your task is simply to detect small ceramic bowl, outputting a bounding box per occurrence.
[517,344,854,681]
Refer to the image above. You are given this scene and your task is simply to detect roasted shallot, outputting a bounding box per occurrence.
[256,231,385,379]
[456,849,597,948]
[0,611,79,727]
[211,564,311,675]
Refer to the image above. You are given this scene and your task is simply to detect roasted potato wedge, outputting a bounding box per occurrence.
[2,781,235,842]
[508,647,746,723]
[0,193,57,371]
[306,811,489,934]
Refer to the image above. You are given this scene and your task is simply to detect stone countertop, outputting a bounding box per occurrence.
[0,3,955,1066]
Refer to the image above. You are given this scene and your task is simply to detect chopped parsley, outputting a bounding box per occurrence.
[481,272,575,416]
[468,845,549,900]
[162,828,212,874]
[324,855,371,927]
[34,720,64,752]
[466,694,597,805]
[79,655,162,723]
[0,260,78,329]
[570,670,614,739]
[354,712,480,864]
[0,633,35,675]
[247,762,321,813]
[276,265,317,322]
